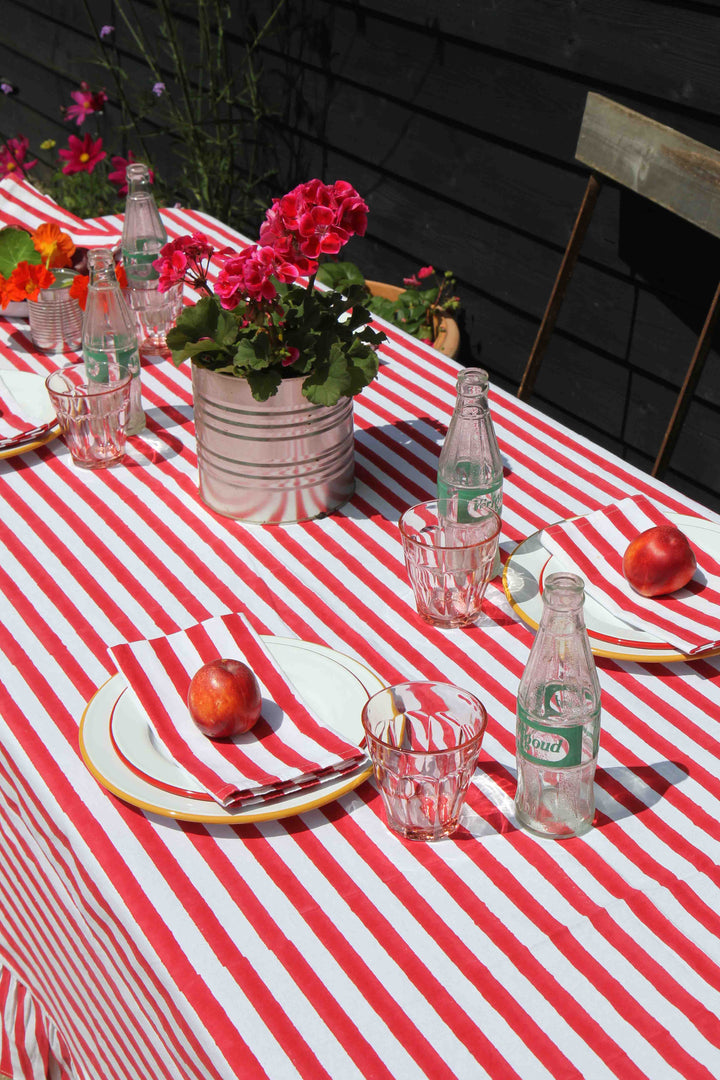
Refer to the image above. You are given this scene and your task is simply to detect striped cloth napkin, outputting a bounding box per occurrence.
[108,613,367,807]
[540,495,720,655]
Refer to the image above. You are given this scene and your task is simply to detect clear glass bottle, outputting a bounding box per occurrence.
[121,162,172,353]
[82,248,145,436]
[515,572,602,839]
[437,367,503,573]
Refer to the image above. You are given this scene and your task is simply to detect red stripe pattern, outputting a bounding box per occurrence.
[2,176,720,1079]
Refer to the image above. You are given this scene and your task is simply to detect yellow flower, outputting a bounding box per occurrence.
[40,139,56,151]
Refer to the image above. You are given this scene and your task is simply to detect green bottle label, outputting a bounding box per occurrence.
[437,474,502,522]
[516,685,599,767]
[84,344,140,384]
[122,239,161,282]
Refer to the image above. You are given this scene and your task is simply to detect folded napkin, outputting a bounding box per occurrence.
[108,613,367,807]
[540,495,720,655]
[0,371,56,444]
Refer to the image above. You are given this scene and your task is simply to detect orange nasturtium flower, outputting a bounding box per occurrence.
[31,222,76,269]
[4,261,55,304]
[68,273,88,311]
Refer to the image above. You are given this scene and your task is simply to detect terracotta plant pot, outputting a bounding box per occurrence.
[365,279,460,359]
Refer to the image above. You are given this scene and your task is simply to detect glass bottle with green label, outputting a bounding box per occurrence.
[515,572,601,838]
[82,248,144,436]
[121,162,176,354]
[437,367,503,575]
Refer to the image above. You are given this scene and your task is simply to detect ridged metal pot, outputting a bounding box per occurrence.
[27,269,83,352]
[191,364,356,523]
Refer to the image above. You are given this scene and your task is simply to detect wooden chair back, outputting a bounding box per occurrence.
[518,92,720,478]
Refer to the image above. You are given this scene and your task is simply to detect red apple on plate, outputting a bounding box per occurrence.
[187,659,262,738]
[622,525,697,597]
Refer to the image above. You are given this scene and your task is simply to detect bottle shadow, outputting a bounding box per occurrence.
[346,413,514,527]
[120,403,193,467]
[455,758,689,840]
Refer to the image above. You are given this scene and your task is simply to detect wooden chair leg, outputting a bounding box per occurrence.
[652,279,720,478]
[518,173,603,401]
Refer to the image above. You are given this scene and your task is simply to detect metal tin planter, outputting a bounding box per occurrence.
[27,269,83,352]
[191,364,356,523]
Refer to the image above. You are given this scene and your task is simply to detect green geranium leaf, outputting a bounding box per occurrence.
[0,227,40,277]
[168,296,239,367]
[232,334,275,372]
[247,368,283,400]
[316,261,366,293]
[301,345,355,406]
[167,339,232,366]
[170,296,234,346]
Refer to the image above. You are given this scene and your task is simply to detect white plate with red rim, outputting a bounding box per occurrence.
[80,637,383,823]
[503,512,720,663]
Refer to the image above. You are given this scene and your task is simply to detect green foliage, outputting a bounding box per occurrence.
[41,170,119,221]
[317,260,460,344]
[0,228,40,277]
[167,283,384,406]
[83,0,288,233]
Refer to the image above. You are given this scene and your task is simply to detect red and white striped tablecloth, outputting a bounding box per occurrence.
[2,176,720,1079]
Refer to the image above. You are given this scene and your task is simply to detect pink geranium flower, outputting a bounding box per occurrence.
[64,82,108,126]
[108,152,154,196]
[0,135,37,178]
[58,133,107,175]
[154,233,216,293]
[215,245,299,308]
[259,178,368,276]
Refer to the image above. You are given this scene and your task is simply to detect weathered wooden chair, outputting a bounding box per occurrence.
[518,92,720,478]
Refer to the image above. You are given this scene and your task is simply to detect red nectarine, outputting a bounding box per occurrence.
[187,659,262,738]
[622,525,697,597]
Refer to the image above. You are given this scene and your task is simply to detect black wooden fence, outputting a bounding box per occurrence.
[3,0,720,511]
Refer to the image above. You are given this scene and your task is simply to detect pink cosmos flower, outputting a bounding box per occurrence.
[0,135,37,178]
[108,152,154,196]
[215,245,299,308]
[57,133,106,175]
[65,82,108,126]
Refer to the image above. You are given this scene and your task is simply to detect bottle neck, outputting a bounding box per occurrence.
[126,163,152,195]
[87,250,116,287]
[539,573,587,634]
[455,368,489,415]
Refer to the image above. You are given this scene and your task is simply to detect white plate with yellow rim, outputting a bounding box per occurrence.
[503,512,720,663]
[0,371,60,458]
[79,636,383,823]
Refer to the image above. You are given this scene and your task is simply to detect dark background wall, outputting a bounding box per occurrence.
[2,0,720,512]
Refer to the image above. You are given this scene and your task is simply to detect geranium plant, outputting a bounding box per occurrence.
[0,223,78,307]
[317,261,460,346]
[160,179,386,406]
